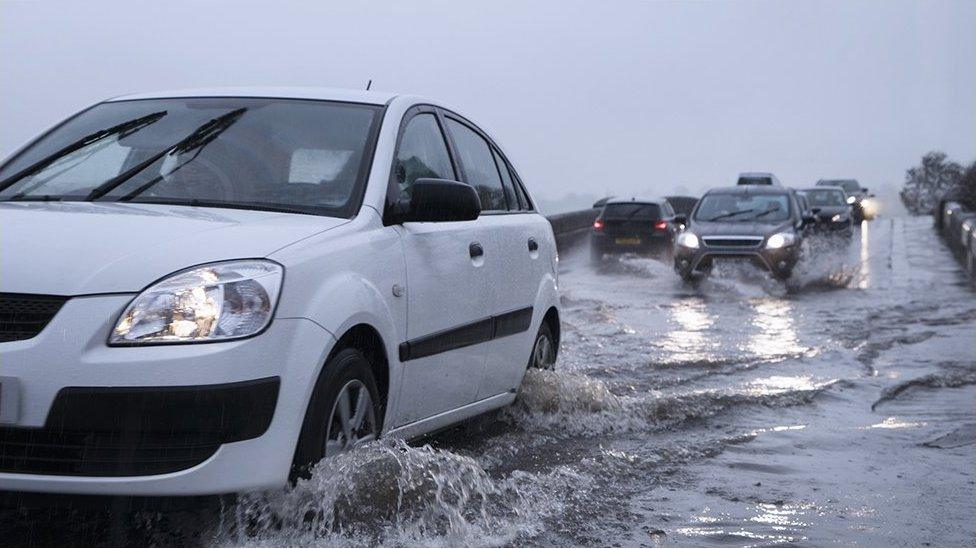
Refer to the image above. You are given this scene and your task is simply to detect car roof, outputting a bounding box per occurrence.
[817,178,859,185]
[106,87,400,106]
[738,171,776,178]
[605,197,668,205]
[705,186,790,195]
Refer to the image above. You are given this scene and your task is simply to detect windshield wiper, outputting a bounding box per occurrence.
[706,209,754,222]
[0,111,167,194]
[753,207,782,219]
[85,108,247,201]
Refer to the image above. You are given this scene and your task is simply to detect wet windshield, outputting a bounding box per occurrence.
[804,189,847,207]
[0,98,383,217]
[694,193,791,222]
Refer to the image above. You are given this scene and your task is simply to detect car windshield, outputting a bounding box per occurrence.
[0,98,383,217]
[603,203,662,219]
[694,193,791,222]
[804,189,846,207]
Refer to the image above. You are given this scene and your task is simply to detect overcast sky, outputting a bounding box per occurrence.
[1,0,973,211]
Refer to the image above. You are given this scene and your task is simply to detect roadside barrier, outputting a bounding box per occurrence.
[938,200,976,281]
[545,208,600,252]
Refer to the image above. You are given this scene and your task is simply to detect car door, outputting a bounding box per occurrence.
[441,114,547,398]
[389,108,491,425]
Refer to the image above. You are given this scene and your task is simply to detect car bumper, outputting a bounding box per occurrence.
[0,294,334,496]
[592,232,671,254]
[674,244,799,278]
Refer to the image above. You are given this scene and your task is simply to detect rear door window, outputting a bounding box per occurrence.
[445,118,508,212]
[491,148,520,211]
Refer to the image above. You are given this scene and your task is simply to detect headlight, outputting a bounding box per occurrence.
[676,232,700,249]
[765,232,796,249]
[846,196,857,204]
[831,214,848,223]
[110,260,283,345]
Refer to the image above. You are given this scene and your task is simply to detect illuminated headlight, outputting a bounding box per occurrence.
[676,232,700,249]
[831,214,848,223]
[110,260,283,345]
[964,221,973,233]
[765,232,796,249]
[846,196,857,204]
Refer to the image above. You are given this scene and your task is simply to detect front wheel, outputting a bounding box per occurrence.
[528,322,557,370]
[291,348,381,480]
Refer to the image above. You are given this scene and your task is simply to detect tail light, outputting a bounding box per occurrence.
[654,220,668,231]
[593,219,604,231]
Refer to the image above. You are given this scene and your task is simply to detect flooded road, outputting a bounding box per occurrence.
[4,216,975,546]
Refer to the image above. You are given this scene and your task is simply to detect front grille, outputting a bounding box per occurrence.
[0,428,219,476]
[702,236,763,248]
[0,293,67,342]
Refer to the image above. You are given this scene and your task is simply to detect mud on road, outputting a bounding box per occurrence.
[3,216,974,547]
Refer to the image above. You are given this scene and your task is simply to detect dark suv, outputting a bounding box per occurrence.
[591,198,678,263]
[673,186,814,281]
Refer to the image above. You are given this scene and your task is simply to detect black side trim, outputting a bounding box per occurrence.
[493,306,534,339]
[399,306,533,362]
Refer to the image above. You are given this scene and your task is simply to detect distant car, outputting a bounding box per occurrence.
[816,179,876,221]
[799,187,853,238]
[591,198,679,263]
[736,172,781,186]
[673,186,815,281]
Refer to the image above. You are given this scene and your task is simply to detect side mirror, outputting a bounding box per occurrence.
[801,214,817,227]
[673,213,688,226]
[861,187,869,193]
[811,207,822,215]
[395,178,481,223]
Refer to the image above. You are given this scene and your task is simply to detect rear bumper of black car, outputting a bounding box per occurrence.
[674,244,799,279]
[592,232,671,255]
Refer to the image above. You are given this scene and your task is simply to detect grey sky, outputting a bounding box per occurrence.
[1,0,973,212]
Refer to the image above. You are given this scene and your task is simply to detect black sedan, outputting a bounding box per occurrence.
[591,198,679,263]
[799,186,854,238]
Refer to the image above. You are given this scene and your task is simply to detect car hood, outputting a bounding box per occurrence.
[0,202,346,295]
[690,220,793,237]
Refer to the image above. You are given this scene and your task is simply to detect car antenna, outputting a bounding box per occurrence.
[366,79,372,91]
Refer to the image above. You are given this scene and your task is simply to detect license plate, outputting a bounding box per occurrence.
[0,377,20,424]
[615,237,642,245]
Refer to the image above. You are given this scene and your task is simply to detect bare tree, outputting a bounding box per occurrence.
[900,151,964,215]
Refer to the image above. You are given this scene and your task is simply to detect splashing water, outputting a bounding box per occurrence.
[218,439,587,547]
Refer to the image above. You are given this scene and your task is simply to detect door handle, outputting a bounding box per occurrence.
[469,242,484,259]
[527,237,539,252]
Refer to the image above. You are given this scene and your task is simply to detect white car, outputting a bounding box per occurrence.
[0,88,560,496]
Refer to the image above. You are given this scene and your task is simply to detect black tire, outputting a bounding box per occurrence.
[527,322,557,370]
[291,347,381,481]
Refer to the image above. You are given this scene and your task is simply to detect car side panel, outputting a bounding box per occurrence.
[269,208,408,435]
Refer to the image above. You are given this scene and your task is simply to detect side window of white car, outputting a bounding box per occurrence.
[444,118,508,212]
[393,113,455,199]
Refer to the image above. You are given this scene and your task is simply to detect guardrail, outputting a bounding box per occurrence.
[938,200,976,280]
[545,208,600,252]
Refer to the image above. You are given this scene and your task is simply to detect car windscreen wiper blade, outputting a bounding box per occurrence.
[752,207,781,219]
[0,111,167,194]
[706,209,754,222]
[85,108,247,201]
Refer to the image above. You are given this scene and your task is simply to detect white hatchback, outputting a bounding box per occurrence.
[0,88,560,496]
